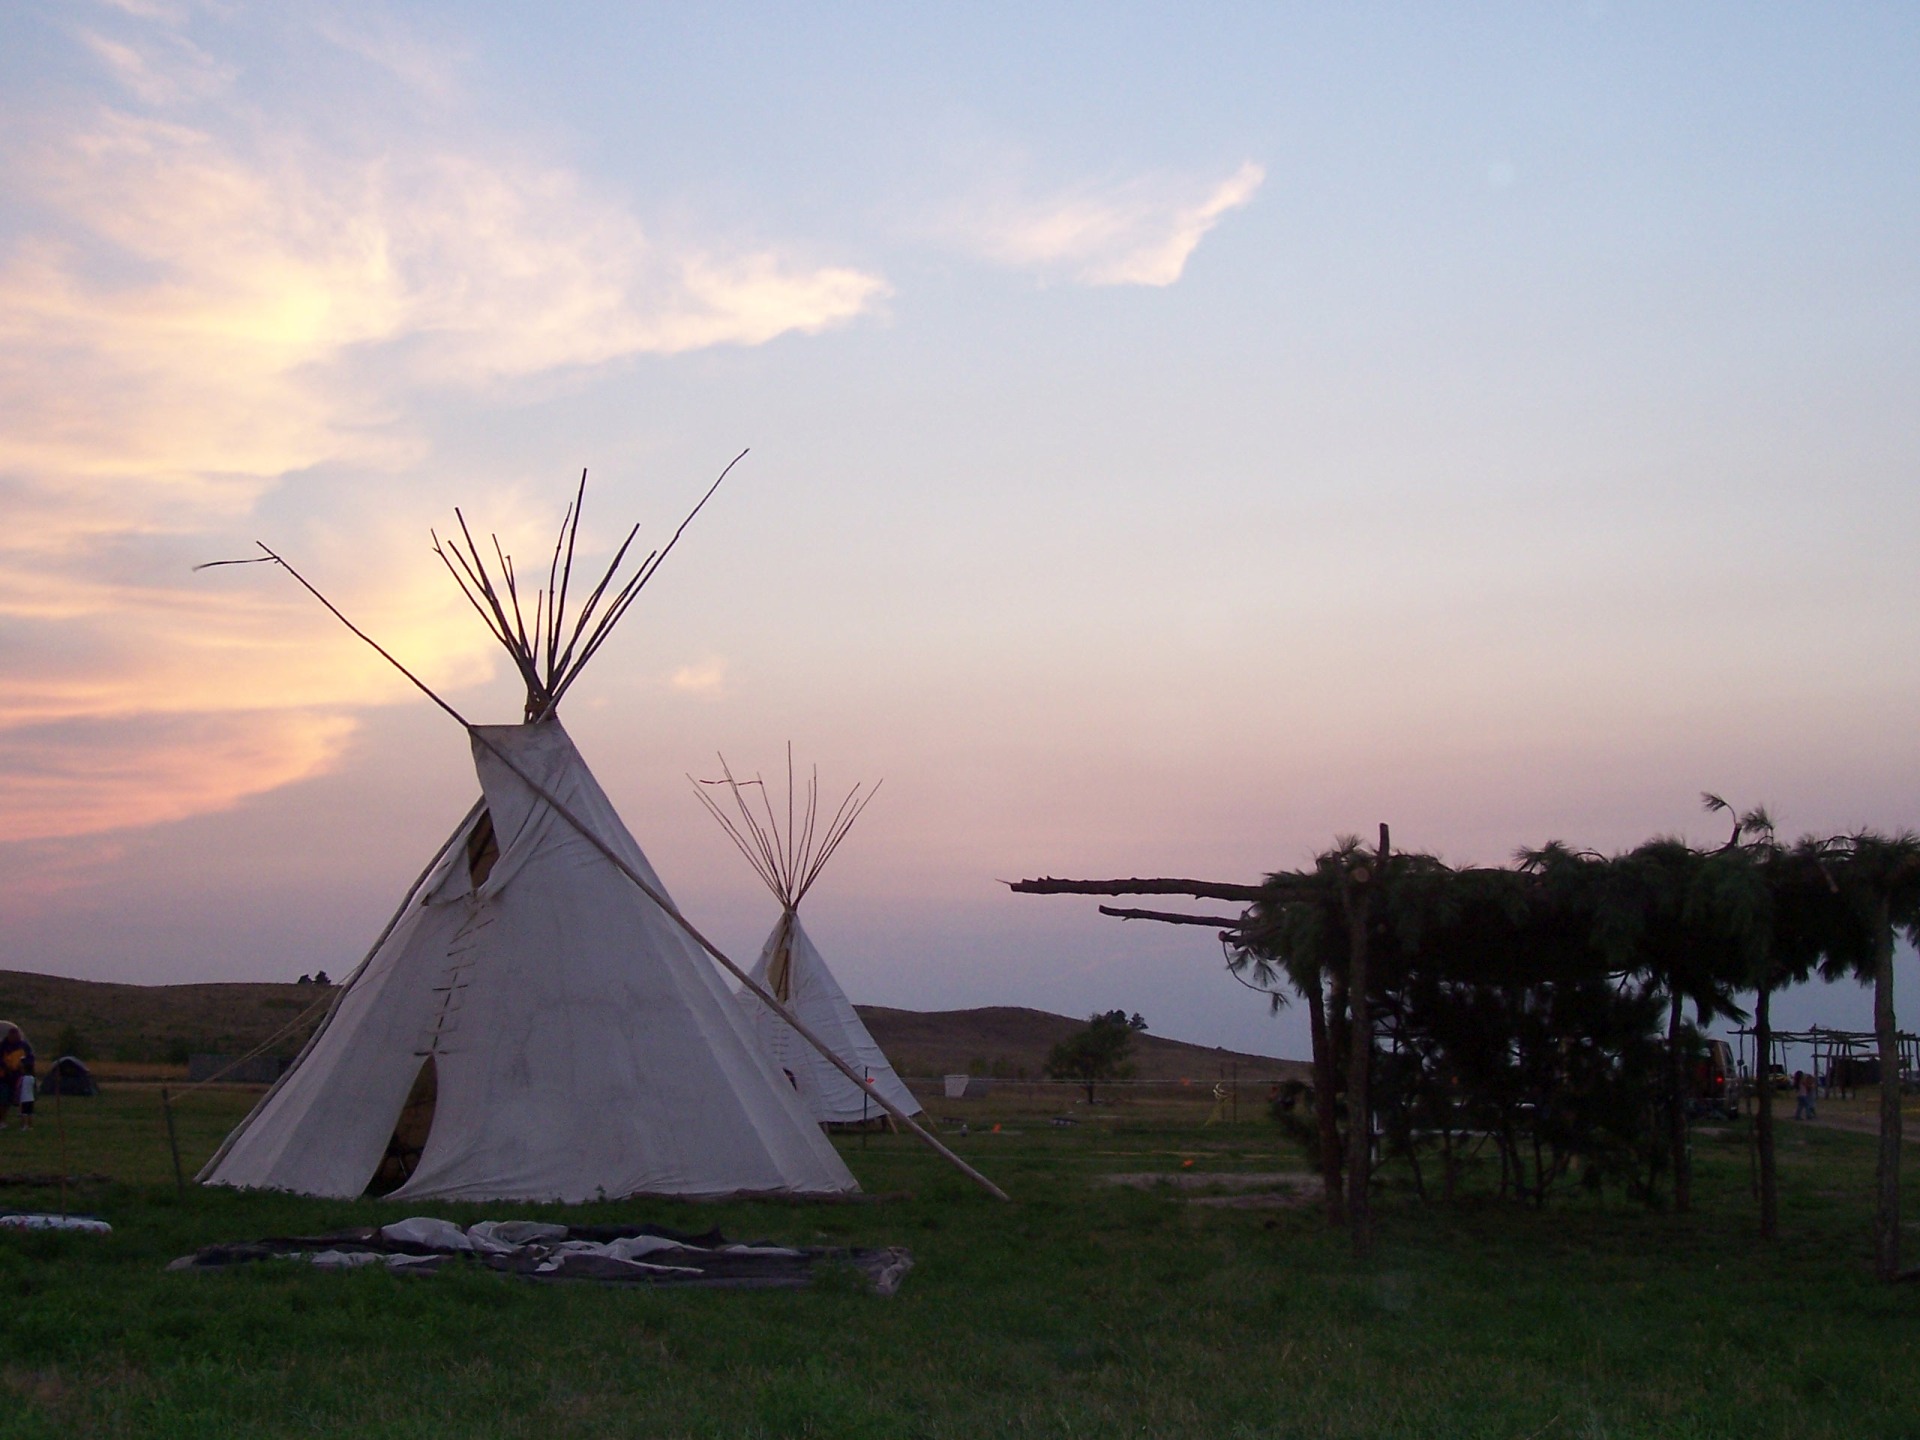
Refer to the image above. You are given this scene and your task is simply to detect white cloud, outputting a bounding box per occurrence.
[77,26,235,105]
[308,11,467,105]
[669,659,729,697]
[93,0,198,23]
[0,13,887,840]
[962,161,1264,287]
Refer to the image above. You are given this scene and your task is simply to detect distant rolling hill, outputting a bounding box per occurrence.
[855,1005,1306,1085]
[0,969,1307,1084]
[0,969,336,1066]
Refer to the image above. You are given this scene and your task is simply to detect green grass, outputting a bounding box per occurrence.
[0,1087,1916,1437]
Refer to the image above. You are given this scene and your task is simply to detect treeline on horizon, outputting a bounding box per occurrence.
[1019,798,1920,1282]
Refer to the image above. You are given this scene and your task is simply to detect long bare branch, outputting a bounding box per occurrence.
[1011,876,1269,902]
[1096,905,1247,928]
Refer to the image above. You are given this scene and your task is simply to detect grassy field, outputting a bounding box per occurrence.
[0,1084,1916,1438]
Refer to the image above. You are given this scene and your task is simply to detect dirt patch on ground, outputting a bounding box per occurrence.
[1103,1171,1313,1190]
[1101,1172,1324,1208]
[1186,1189,1323,1210]
[1808,1114,1920,1143]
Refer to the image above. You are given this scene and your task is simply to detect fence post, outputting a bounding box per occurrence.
[161,1086,186,1198]
[54,1082,69,1219]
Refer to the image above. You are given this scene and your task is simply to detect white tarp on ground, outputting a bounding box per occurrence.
[168,1217,915,1293]
[736,912,922,1125]
[200,721,857,1202]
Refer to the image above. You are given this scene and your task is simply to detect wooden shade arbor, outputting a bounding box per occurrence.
[1015,817,1920,1277]
[1015,826,1394,1256]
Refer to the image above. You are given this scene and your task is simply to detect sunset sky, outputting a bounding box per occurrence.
[3,2,1917,1060]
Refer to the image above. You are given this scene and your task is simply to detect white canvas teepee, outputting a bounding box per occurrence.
[742,912,923,1124]
[200,477,857,1202]
[695,755,922,1126]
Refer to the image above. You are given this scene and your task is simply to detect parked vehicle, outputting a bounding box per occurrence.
[1690,1039,1739,1121]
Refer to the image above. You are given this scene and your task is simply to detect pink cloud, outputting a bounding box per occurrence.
[0,14,888,842]
[0,711,355,843]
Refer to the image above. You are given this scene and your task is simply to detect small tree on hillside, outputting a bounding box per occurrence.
[1045,1010,1147,1103]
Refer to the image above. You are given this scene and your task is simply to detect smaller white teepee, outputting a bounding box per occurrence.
[695,754,922,1126]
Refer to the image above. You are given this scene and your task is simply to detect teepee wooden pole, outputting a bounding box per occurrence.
[467,729,1011,1203]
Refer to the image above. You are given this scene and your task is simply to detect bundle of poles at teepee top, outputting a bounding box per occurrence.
[693,749,879,923]
[432,468,717,723]
[692,754,923,1127]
